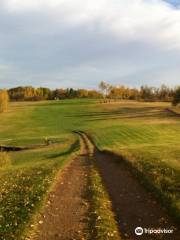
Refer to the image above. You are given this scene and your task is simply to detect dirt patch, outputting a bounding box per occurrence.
[30,145,90,240]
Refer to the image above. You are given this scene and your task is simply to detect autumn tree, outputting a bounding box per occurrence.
[53,89,67,100]
[140,86,155,101]
[99,81,112,102]
[77,89,89,98]
[157,85,174,102]
[6,84,178,103]
[0,89,9,113]
[87,90,102,98]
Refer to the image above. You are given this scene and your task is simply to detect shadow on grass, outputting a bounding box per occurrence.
[47,139,80,159]
[66,107,178,122]
[78,131,180,239]
[0,138,67,152]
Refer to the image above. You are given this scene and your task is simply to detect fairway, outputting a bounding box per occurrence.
[0,99,179,239]
[1,1,180,239]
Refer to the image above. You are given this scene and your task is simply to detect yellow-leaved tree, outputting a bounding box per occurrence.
[0,89,9,113]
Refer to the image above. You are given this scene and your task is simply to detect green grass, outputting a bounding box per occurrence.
[84,101,180,222]
[0,136,80,240]
[0,100,95,146]
[0,99,179,238]
[88,163,121,240]
[80,133,121,240]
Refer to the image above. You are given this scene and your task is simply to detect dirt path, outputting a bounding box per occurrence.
[80,132,180,240]
[30,132,179,240]
[30,139,90,240]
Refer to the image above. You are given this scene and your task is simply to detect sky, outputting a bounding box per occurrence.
[0,0,180,89]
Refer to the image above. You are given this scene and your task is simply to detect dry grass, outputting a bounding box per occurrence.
[0,152,11,168]
[171,106,180,114]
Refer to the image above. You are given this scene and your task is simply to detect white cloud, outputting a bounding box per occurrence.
[0,0,180,88]
[0,64,10,70]
[3,0,180,49]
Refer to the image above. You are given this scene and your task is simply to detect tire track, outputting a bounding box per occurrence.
[29,132,180,240]
[79,132,180,240]
[30,137,90,240]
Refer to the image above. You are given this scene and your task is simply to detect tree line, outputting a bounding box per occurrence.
[0,83,179,113]
[7,87,102,101]
[99,81,178,102]
[7,84,179,103]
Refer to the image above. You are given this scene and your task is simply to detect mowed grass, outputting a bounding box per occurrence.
[0,100,94,146]
[83,101,180,222]
[0,140,80,240]
[0,99,179,239]
[0,103,80,240]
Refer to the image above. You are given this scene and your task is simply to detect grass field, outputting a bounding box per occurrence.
[0,107,80,240]
[0,99,179,239]
[83,101,180,222]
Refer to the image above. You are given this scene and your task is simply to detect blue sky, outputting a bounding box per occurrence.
[164,0,180,6]
[0,0,180,89]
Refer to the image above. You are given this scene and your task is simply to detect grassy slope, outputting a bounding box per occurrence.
[83,101,180,221]
[0,141,80,240]
[0,99,179,238]
[0,101,82,240]
[0,100,93,146]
